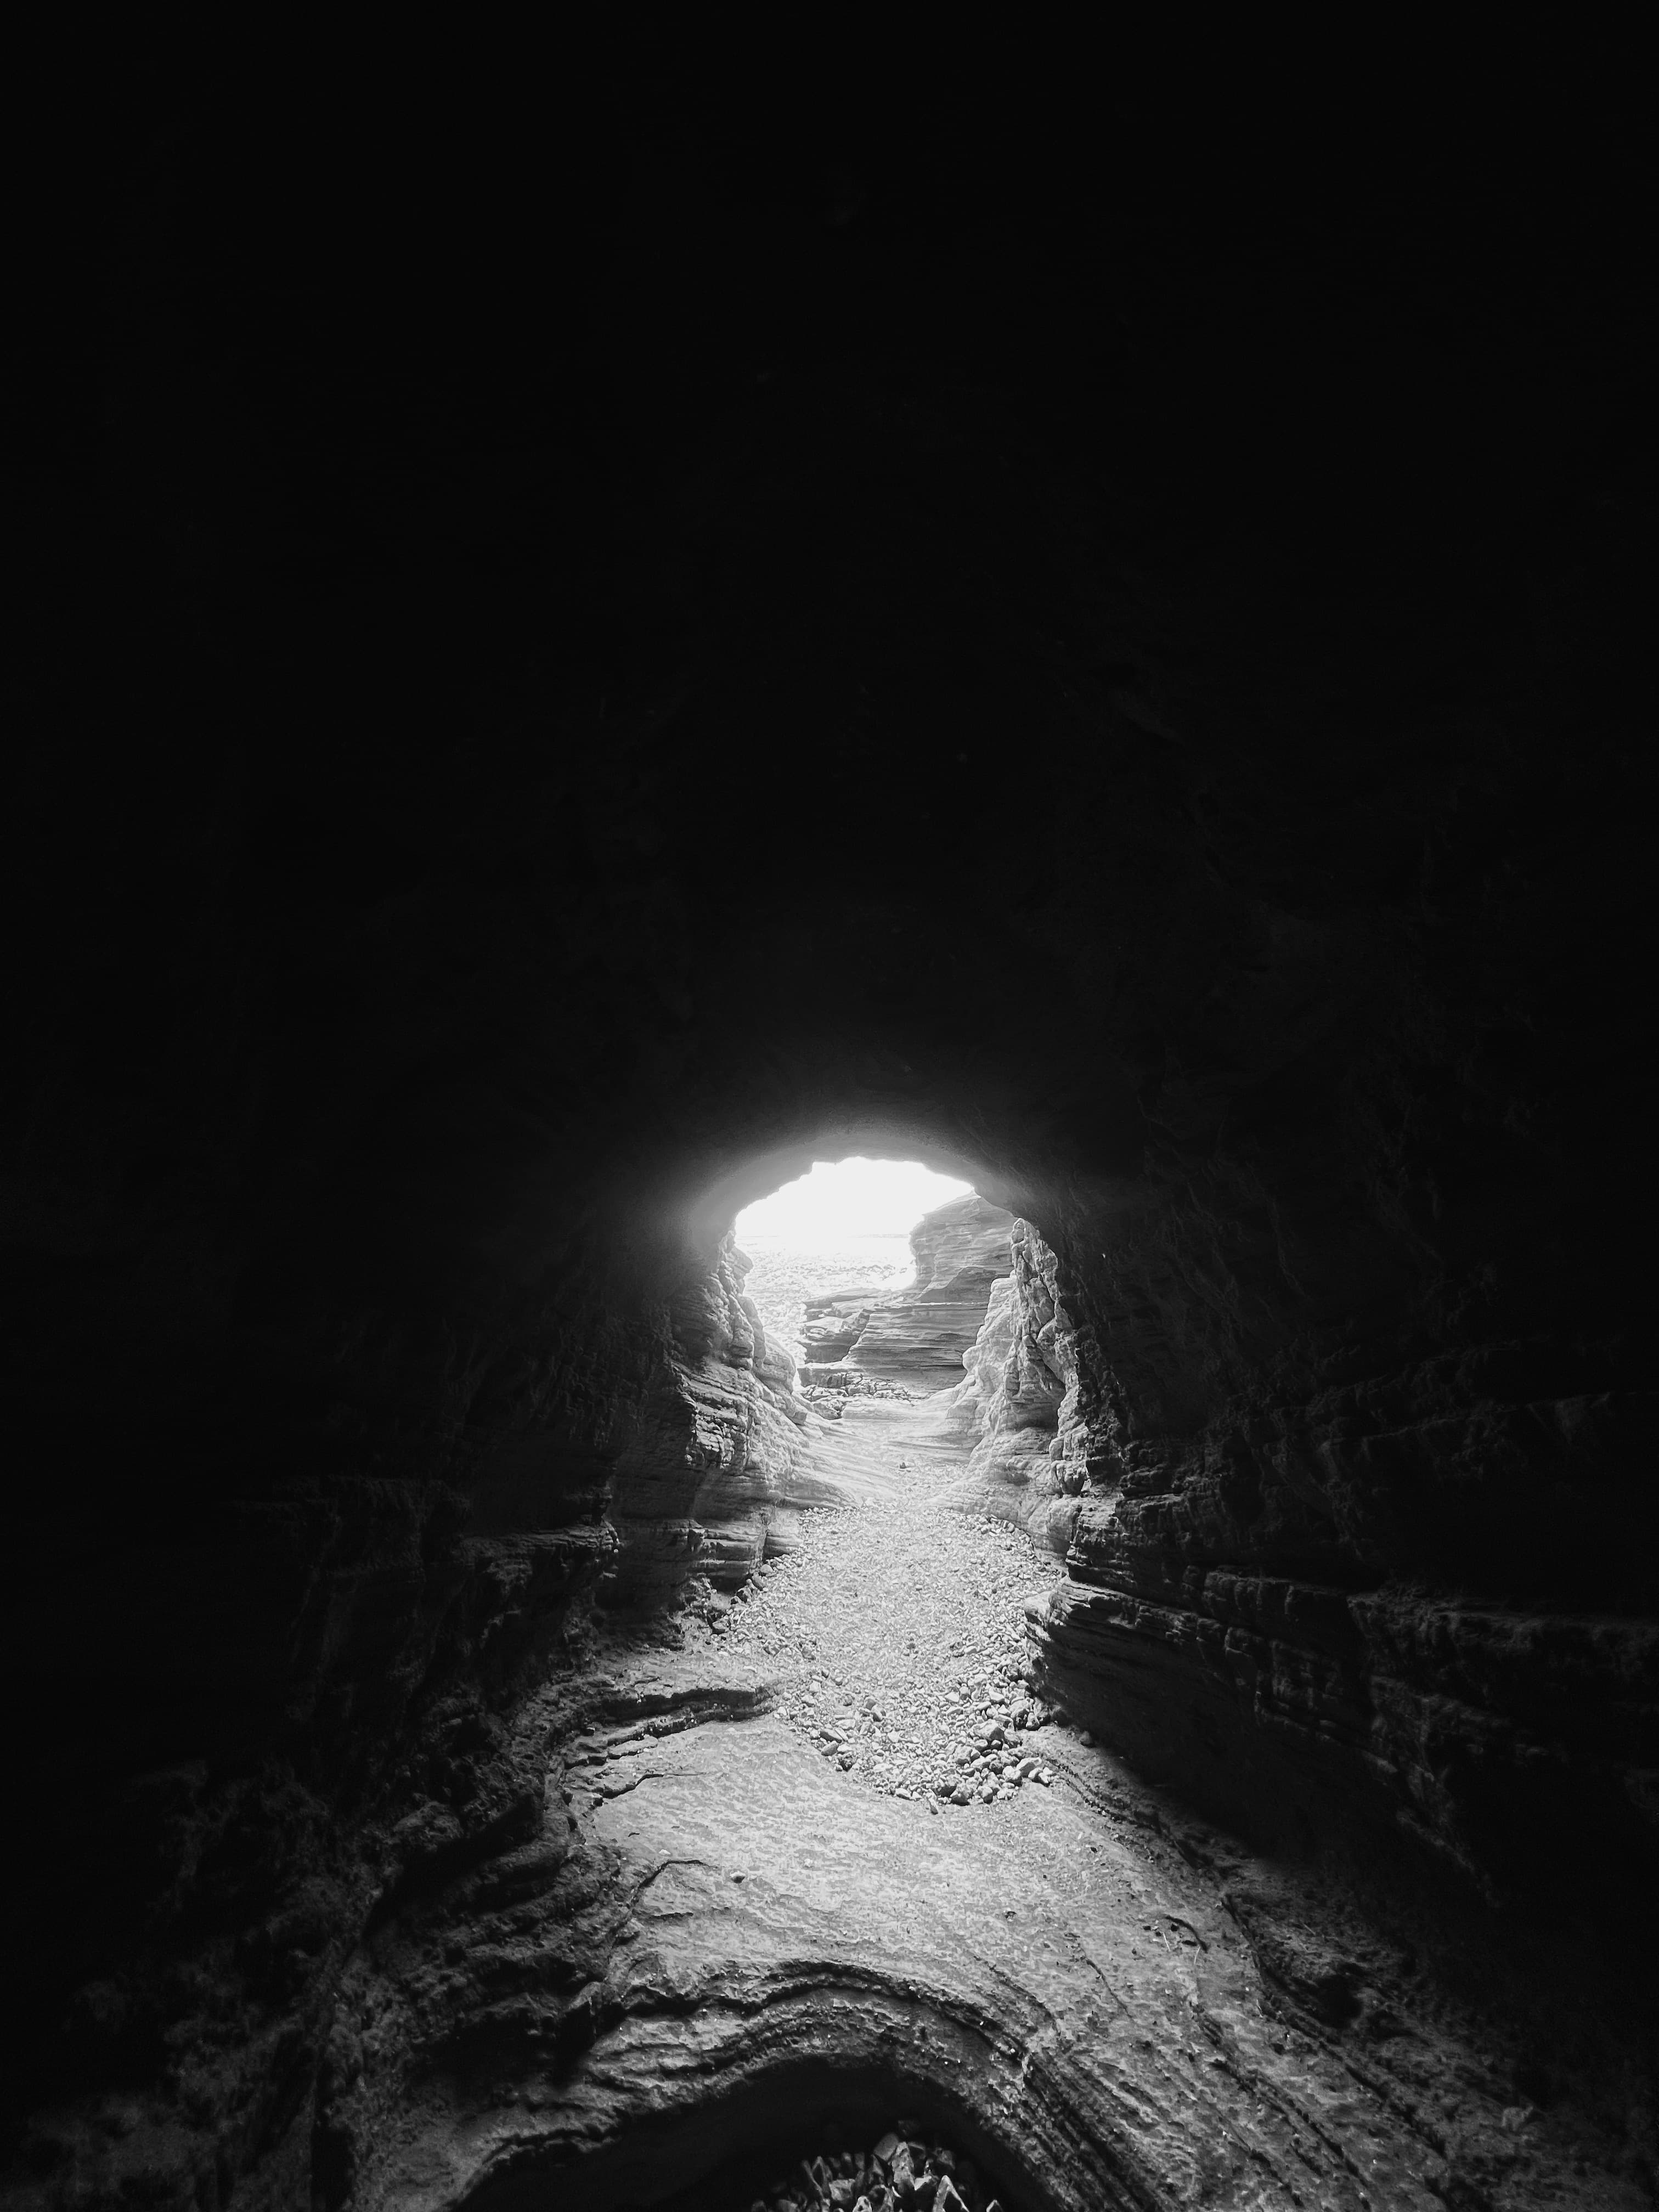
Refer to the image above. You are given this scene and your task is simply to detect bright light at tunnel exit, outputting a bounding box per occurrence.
[735,1158,972,1243]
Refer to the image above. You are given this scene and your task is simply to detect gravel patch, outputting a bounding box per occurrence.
[719,1464,1059,1810]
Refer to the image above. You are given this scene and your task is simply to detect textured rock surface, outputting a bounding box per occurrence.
[846,1195,1015,1390]
[799,1286,888,1366]
[945,1218,1098,1554]
[300,1618,1651,2212]
[947,1224,1659,1906]
[608,1238,845,1606]
[1028,1369,1659,1898]
[5,38,1657,2210]
[740,1239,914,1368]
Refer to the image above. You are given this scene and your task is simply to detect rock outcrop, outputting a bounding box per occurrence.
[1030,1378,1659,1903]
[609,1240,847,1605]
[945,1217,1095,1553]
[844,1194,1014,1390]
[302,1633,1644,2212]
[945,1226,1659,1907]
[798,1284,887,1364]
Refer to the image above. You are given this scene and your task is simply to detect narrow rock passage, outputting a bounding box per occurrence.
[722,1397,1055,1806]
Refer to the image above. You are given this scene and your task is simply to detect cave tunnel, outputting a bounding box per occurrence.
[7,24,1658,2212]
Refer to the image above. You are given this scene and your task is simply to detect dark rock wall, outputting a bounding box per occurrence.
[956,1221,1659,1902]
[6,30,1656,2204]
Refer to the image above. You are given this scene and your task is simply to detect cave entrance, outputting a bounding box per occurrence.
[734,1155,976,1382]
[707,1156,1052,1818]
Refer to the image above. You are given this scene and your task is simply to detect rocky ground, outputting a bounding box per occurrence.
[715,1434,1057,1808]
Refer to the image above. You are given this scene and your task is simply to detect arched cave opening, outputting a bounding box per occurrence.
[733,1154,977,1381]
[662,1153,1057,1829]
[6,29,1657,2212]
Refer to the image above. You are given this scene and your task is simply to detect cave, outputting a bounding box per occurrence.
[6,27,1657,2212]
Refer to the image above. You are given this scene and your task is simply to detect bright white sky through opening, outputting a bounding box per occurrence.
[736,1157,972,1243]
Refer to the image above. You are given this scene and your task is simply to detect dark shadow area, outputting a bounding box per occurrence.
[462,2064,1057,2212]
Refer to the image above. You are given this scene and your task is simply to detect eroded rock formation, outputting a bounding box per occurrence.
[945,1217,1094,1553]
[610,1239,843,1605]
[799,1285,885,1366]
[944,1214,1659,1909]
[842,1194,1015,1390]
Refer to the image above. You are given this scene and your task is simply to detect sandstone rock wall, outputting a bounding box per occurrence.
[608,1238,847,1606]
[799,1284,887,1364]
[951,1224,1659,1903]
[846,1193,1015,1390]
[944,1217,1093,1554]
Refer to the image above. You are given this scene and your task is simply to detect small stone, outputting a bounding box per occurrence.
[839,1751,855,1770]
[1037,1768,1053,1785]
[951,1782,972,1804]
[873,2133,900,2163]
[932,2181,969,2212]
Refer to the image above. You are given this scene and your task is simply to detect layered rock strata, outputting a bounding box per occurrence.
[303,1635,1633,2212]
[947,1227,1659,1904]
[608,1239,847,1606]
[799,1285,887,1365]
[843,1194,1014,1391]
[1030,1407,1659,1901]
[945,1216,1098,1554]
